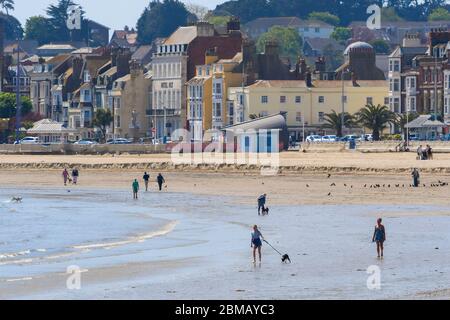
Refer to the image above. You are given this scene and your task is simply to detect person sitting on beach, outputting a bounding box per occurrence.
[143,172,150,191]
[72,168,79,185]
[372,218,386,258]
[412,168,420,187]
[62,169,69,186]
[257,194,267,216]
[132,179,140,200]
[157,173,165,191]
[251,225,264,264]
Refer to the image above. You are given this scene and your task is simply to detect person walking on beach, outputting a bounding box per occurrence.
[62,168,70,186]
[132,179,140,199]
[251,225,264,264]
[143,172,150,191]
[257,194,267,216]
[157,173,165,191]
[72,168,79,185]
[372,218,386,258]
[412,168,420,187]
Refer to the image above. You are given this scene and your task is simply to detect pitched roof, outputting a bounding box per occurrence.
[313,80,388,88]
[46,54,71,66]
[405,115,447,128]
[27,119,75,134]
[37,44,76,50]
[249,80,308,88]
[304,37,344,51]
[164,26,198,45]
[132,45,153,61]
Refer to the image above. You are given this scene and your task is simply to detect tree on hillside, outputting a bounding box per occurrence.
[381,7,404,22]
[207,15,231,27]
[356,104,396,141]
[0,93,32,118]
[93,108,113,142]
[308,11,340,26]
[185,2,209,20]
[323,110,355,137]
[0,0,14,15]
[137,0,192,45]
[46,0,78,42]
[214,0,273,23]
[331,27,351,44]
[24,16,54,45]
[369,39,390,54]
[428,7,450,21]
[0,12,23,40]
[256,26,302,61]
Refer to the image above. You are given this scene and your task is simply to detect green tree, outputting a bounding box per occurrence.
[46,0,81,42]
[369,39,390,54]
[207,15,231,27]
[0,12,23,40]
[256,26,302,61]
[331,27,351,44]
[323,110,355,137]
[0,93,32,118]
[24,16,54,45]
[381,7,403,22]
[308,11,340,26]
[322,43,343,71]
[356,104,396,141]
[0,0,14,15]
[93,108,113,142]
[395,112,420,140]
[428,7,450,21]
[137,0,191,45]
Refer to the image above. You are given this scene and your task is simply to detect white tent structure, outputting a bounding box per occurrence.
[27,119,75,143]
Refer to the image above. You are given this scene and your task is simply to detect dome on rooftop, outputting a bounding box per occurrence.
[344,41,373,55]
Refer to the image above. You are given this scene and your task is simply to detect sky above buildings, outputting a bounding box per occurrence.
[14,0,224,32]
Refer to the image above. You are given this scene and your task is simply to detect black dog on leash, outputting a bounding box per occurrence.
[261,206,269,216]
[281,254,291,263]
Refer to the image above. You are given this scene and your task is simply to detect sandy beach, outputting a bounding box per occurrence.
[1,152,450,299]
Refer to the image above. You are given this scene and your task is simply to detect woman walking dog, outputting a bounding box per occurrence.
[251,225,264,264]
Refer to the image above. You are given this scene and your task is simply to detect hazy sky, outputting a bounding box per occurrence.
[13,0,224,31]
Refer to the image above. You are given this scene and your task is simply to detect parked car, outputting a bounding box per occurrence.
[321,135,337,142]
[106,138,132,145]
[306,135,322,143]
[14,137,40,145]
[74,139,98,145]
[409,134,420,141]
[440,134,450,141]
[361,134,373,142]
[340,135,360,142]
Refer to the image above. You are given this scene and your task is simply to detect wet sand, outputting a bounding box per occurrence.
[1,153,450,299]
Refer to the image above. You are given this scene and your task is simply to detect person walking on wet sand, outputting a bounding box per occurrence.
[412,168,420,187]
[372,218,386,258]
[132,179,140,199]
[72,168,79,185]
[157,173,165,191]
[143,172,150,191]
[257,194,267,216]
[251,225,264,264]
[62,168,70,186]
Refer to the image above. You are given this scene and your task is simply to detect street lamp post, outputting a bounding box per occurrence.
[15,38,21,144]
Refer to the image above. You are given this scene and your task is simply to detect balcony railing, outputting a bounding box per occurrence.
[146,109,180,117]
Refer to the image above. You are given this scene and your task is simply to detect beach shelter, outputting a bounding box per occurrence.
[27,119,76,143]
[405,115,447,140]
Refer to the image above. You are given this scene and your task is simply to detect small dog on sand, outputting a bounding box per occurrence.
[281,254,291,263]
[11,197,22,203]
[261,206,269,216]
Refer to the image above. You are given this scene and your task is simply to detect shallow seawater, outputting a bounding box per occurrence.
[1,187,450,300]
